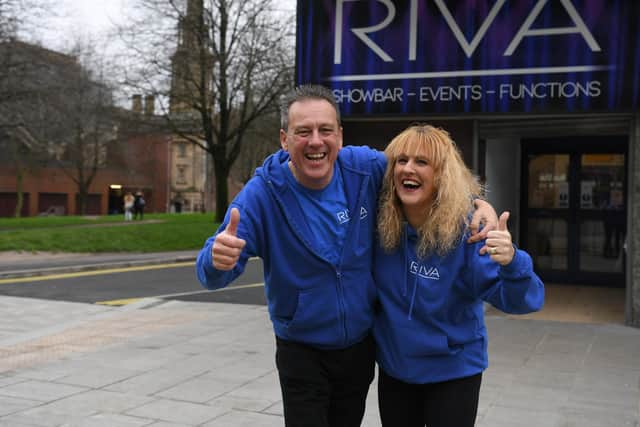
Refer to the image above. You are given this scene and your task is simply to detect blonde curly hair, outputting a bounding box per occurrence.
[378,124,482,257]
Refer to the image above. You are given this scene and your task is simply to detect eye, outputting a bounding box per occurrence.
[416,158,429,166]
[294,129,311,138]
[320,127,335,136]
[396,157,408,165]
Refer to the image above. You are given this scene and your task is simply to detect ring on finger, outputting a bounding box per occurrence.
[490,247,498,255]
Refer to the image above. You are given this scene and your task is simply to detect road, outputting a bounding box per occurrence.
[0,258,266,306]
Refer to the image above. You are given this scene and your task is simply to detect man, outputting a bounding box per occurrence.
[196,84,497,427]
[133,191,145,220]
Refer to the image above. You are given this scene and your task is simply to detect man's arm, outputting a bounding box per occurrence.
[467,199,498,244]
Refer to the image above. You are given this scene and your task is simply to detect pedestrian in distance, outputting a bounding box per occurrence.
[133,191,146,220]
[196,85,499,427]
[373,124,545,427]
[123,192,134,221]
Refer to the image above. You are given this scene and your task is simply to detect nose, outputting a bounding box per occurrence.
[403,159,417,172]
[308,129,323,145]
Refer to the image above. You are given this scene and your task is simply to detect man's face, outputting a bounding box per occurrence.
[279,99,343,190]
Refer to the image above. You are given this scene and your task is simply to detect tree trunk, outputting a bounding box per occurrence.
[14,168,24,218]
[78,195,86,215]
[77,186,88,215]
[76,178,89,215]
[214,154,229,222]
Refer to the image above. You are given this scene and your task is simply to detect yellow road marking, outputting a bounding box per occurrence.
[0,262,195,285]
[208,282,264,292]
[94,282,265,306]
[95,298,143,306]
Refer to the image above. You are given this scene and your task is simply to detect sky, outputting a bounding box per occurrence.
[59,0,126,31]
[36,0,128,51]
[38,0,296,52]
[29,0,296,107]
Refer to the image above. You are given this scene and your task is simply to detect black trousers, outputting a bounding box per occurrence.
[378,368,482,427]
[275,335,375,427]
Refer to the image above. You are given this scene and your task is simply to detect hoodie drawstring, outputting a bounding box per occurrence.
[404,226,420,320]
[402,230,408,297]
[407,262,419,320]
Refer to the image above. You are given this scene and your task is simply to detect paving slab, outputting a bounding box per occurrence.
[0,295,638,426]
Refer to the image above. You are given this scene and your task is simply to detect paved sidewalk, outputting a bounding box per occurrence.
[0,295,639,426]
[0,252,639,426]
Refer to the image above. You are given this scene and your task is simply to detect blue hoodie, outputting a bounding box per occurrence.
[196,146,386,349]
[373,224,544,384]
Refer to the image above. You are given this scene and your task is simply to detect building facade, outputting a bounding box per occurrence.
[0,117,171,217]
[296,0,640,326]
[0,42,172,218]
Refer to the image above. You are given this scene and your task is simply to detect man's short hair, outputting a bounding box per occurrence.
[280,84,341,131]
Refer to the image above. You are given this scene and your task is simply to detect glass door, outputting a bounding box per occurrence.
[578,154,626,274]
[521,138,627,287]
[525,154,570,272]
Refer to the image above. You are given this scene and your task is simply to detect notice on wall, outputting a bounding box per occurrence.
[580,181,595,209]
[557,182,569,208]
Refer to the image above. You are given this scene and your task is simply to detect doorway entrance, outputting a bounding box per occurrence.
[520,137,627,287]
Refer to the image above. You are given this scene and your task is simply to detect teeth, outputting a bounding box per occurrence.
[306,153,325,160]
[403,180,420,188]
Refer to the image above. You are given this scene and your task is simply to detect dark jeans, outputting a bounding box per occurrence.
[134,207,144,220]
[378,368,482,427]
[275,335,375,427]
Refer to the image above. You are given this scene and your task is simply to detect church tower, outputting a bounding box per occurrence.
[169,0,213,115]
[167,0,213,212]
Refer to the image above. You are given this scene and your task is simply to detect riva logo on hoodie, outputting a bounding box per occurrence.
[336,207,368,224]
[337,210,350,224]
[410,261,440,280]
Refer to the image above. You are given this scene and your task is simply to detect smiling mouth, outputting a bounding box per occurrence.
[402,179,420,189]
[305,153,326,161]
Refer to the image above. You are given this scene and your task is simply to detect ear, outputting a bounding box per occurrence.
[280,129,288,151]
[337,126,344,149]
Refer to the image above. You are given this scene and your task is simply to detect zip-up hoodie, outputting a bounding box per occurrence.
[373,224,544,384]
[196,146,386,349]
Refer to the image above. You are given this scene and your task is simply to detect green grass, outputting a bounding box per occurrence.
[0,213,221,253]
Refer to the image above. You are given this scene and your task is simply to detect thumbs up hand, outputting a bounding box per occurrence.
[481,211,515,265]
[212,208,247,270]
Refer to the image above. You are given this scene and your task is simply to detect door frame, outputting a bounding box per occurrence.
[520,136,628,287]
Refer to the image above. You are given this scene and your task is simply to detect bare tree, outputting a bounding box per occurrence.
[0,40,64,217]
[0,0,54,104]
[45,41,119,215]
[0,0,54,43]
[0,0,57,216]
[116,0,294,220]
[0,39,119,216]
[232,107,281,184]
[0,117,44,216]
[0,0,18,42]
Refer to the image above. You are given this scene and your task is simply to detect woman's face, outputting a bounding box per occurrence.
[393,152,436,214]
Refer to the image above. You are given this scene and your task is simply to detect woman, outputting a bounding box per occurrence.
[123,192,134,221]
[373,125,544,427]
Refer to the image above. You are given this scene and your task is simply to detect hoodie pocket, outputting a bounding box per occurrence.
[401,325,463,357]
[286,285,342,345]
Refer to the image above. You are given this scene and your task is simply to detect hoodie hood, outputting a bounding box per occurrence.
[255,149,291,189]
